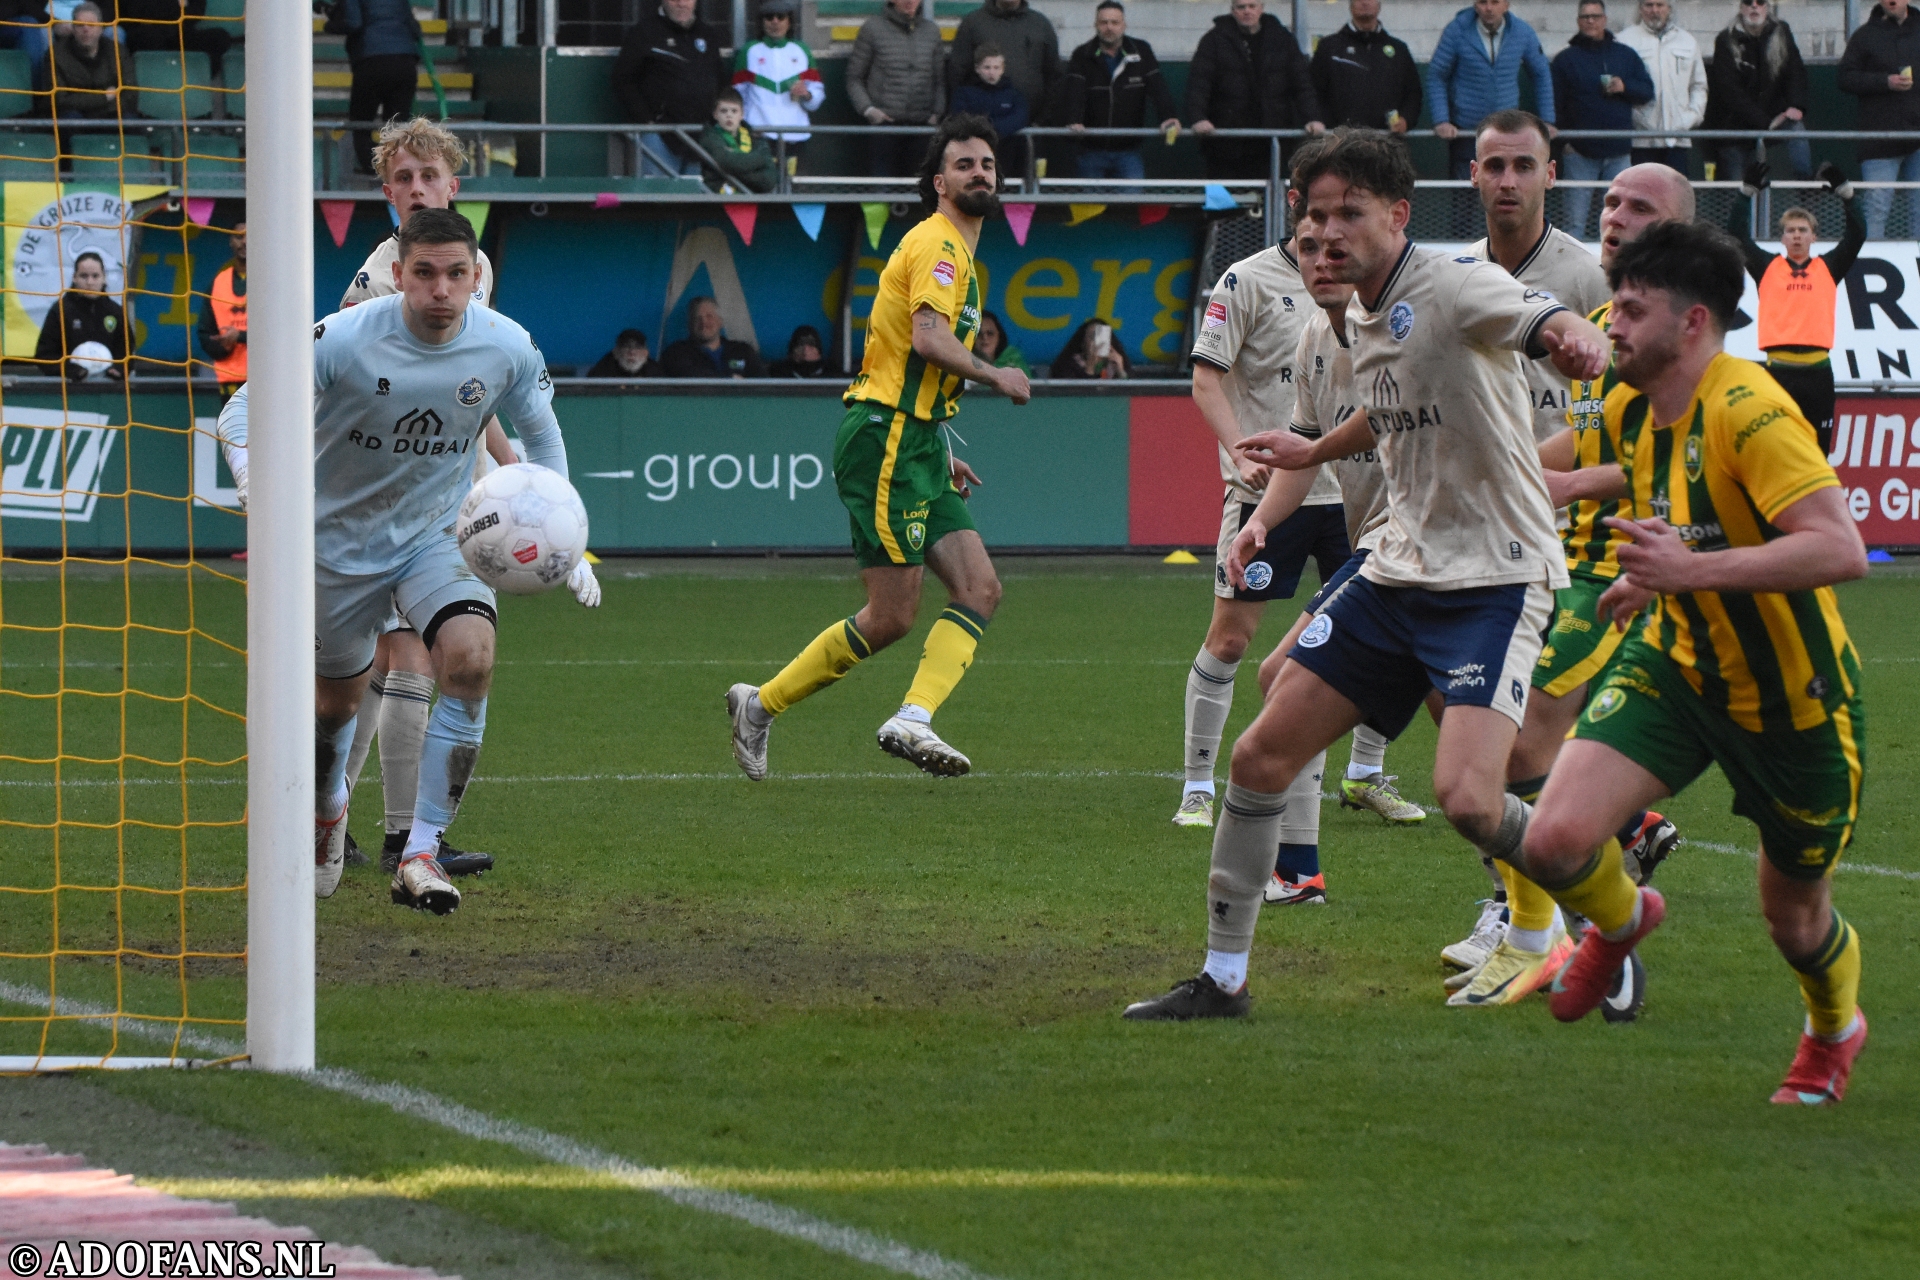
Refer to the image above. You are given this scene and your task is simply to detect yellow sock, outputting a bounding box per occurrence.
[1790,911,1862,1038]
[1498,862,1558,933]
[1543,838,1638,936]
[902,604,987,715]
[758,616,872,715]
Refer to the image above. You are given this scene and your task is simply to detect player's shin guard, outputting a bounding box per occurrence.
[316,717,355,820]
[1499,778,1556,933]
[903,604,988,716]
[379,670,434,835]
[343,674,382,792]
[1274,751,1326,878]
[1538,838,1638,937]
[1207,783,1287,954]
[1185,648,1239,788]
[404,694,487,859]
[1789,911,1862,1039]
[759,616,872,715]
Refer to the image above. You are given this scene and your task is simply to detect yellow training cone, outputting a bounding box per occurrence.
[1163,549,1200,564]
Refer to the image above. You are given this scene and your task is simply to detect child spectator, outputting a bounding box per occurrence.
[949,43,1029,165]
[733,0,823,173]
[700,87,778,193]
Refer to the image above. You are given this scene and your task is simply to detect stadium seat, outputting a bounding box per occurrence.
[67,131,163,180]
[135,50,215,123]
[203,0,246,37]
[0,49,36,120]
[222,58,242,119]
[183,131,243,189]
[0,129,56,180]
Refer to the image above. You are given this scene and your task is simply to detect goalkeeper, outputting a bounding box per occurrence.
[219,209,570,915]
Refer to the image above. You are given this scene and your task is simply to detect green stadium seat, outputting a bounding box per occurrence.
[135,50,214,122]
[222,58,242,119]
[203,0,246,37]
[183,131,242,188]
[0,130,56,180]
[67,131,164,180]
[0,49,36,120]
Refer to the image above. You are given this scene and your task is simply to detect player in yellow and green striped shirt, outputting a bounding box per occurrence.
[725,115,1032,781]
[1516,222,1871,1106]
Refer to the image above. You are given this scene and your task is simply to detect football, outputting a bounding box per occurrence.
[456,463,590,595]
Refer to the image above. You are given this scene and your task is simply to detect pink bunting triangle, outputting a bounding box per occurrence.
[185,196,215,226]
[723,202,758,246]
[593,192,620,209]
[1004,202,1036,247]
[1139,204,1170,227]
[319,200,355,248]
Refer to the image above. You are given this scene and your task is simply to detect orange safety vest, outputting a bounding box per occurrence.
[209,265,247,384]
[1756,254,1837,351]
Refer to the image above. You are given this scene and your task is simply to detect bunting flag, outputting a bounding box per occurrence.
[1202,184,1239,212]
[593,192,620,209]
[454,200,490,240]
[723,202,758,245]
[319,200,356,248]
[791,202,826,241]
[184,196,215,226]
[861,201,888,249]
[1003,201,1036,246]
[1138,204,1170,227]
[1066,203,1106,227]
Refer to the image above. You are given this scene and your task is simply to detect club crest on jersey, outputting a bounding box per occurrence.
[457,377,487,407]
[1298,613,1333,648]
[1588,686,1627,721]
[1684,433,1703,481]
[1388,302,1414,341]
[1204,300,1229,329]
[1243,561,1274,591]
[932,259,957,287]
[906,521,926,551]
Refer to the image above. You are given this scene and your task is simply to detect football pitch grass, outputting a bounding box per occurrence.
[2,554,1917,1278]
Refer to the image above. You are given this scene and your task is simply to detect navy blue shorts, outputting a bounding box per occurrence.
[1214,498,1351,602]
[1288,574,1554,738]
[1305,547,1369,615]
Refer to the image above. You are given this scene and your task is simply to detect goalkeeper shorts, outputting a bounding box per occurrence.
[316,539,494,680]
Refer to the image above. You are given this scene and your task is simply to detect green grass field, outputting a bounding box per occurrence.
[3,555,1918,1279]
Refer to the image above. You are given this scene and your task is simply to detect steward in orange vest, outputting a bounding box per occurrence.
[197,223,248,399]
[1729,161,1863,455]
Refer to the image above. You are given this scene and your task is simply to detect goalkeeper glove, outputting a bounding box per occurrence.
[1818,161,1856,201]
[1741,160,1771,200]
[223,442,248,510]
[568,558,601,608]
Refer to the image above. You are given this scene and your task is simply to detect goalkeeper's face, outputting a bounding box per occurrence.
[395,243,477,340]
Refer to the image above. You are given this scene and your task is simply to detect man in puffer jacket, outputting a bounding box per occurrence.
[1838,0,1920,237]
[848,0,946,176]
[1617,0,1706,175]
[1427,0,1555,179]
[1184,0,1322,180]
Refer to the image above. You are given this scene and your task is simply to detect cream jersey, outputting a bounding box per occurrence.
[1190,242,1340,506]
[341,232,495,309]
[1348,243,1571,592]
[1292,310,1387,553]
[1464,224,1609,443]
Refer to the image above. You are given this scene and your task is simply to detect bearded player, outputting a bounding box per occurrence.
[726,115,1030,779]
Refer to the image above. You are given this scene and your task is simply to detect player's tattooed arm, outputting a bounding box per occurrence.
[912,304,1031,404]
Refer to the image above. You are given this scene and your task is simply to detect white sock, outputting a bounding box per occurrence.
[379,671,434,836]
[1184,779,1216,797]
[317,784,348,824]
[343,675,382,792]
[1504,907,1563,955]
[894,702,931,725]
[1346,725,1388,780]
[745,689,773,726]
[1810,1011,1863,1043]
[402,823,441,859]
[1184,647,1239,784]
[1203,949,1248,993]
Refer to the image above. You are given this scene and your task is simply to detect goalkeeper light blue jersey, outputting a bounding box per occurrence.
[219,294,567,576]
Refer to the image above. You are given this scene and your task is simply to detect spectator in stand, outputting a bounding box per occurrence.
[587,329,661,379]
[1552,0,1653,236]
[614,0,727,180]
[1838,0,1920,239]
[117,0,231,79]
[660,296,766,378]
[1428,0,1556,179]
[975,310,1029,376]
[1617,0,1705,175]
[35,251,126,381]
[1,2,53,70]
[1186,0,1323,181]
[196,221,246,399]
[1062,2,1180,183]
[949,43,1029,174]
[847,0,944,178]
[51,3,121,125]
[769,325,830,377]
[732,0,822,175]
[948,0,1060,125]
[339,0,420,175]
[1707,0,1811,183]
[701,87,778,192]
[1050,317,1129,379]
[1310,0,1421,135]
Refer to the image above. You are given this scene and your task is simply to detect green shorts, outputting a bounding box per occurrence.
[834,402,976,568]
[1532,572,1629,697]
[1574,635,1866,881]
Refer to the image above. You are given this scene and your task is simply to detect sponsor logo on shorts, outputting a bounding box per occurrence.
[1536,644,1556,667]
[1601,665,1661,700]
[1298,613,1333,648]
[1388,301,1414,341]
[906,520,926,551]
[1554,609,1592,634]
[1243,561,1274,591]
[458,377,487,406]
[1446,662,1486,690]
[1587,686,1628,721]
[1204,300,1229,329]
[1511,678,1526,705]
[932,259,957,287]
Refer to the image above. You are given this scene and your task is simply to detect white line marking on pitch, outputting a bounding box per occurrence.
[0,981,1001,1280]
[1684,839,1920,882]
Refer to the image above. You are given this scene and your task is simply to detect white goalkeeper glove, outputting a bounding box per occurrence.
[568,558,601,608]
[224,443,248,510]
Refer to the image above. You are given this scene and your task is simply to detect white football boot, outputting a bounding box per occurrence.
[1441,897,1508,971]
[314,807,347,900]
[1171,790,1215,827]
[390,854,461,915]
[725,683,770,781]
[876,715,971,777]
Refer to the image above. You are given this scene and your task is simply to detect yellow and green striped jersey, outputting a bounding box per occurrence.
[845,212,981,423]
[1563,300,1633,580]
[1609,351,1860,733]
